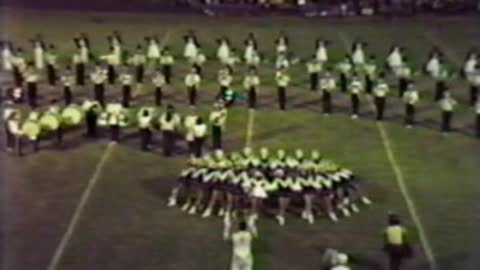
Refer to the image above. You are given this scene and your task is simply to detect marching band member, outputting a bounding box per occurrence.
[25,63,39,108]
[349,73,363,119]
[244,34,260,67]
[373,74,390,121]
[439,91,457,133]
[275,33,288,56]
[243,66,260,109]
[3,102,21,153]
[90,64,107,107]
[104,46,120,85]
[462,50,477,78]
[72,53,85,86]
[363,55,377,94]
[146,36,160,63]
[275,67,290,111]
[402,82,419,128]
[275,51,290,70]
[119,67,133,107]
[434,66,449,102]
[152,69,166,106]
[45,44,58,86]
[183,108,198,156]
[61,66,75,105]
[46,100,64,145]
[306,55,322,91]
[12,47,26,87]
[425,49,442,79]
[218,66,233,98]
[1,41,14,71]
[83,99,101,138]
[130,45,146,84]
[184,32,199,61]
[397,59,412,97]
[22,111,41,153]
[386,46,404,76]
[185,66,201,106]
[217,37,231,65]
[12,86,24,104]
[191,47,206,75]
[468,66,480,106]
[209,102,228,150]
[351,41,366,67]
[32,38,45,70]
[159,47,175,84]
[137,107,154,151]
[106,100,126,142]
[159,104,180,157]
[192,116,208,158]
[320,69,336,115]
[315,39,329,64]
[337,54,352,93]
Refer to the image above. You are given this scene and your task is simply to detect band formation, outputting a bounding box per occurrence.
[2,30,480,157]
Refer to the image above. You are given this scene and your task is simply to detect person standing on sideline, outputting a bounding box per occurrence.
[439,91,457,133]
[192,116,207,158]
[185,66,201,107]
[229,219,256,270]
[402,82,419,128]
[373,74,390,121]
[349,73,363,119]
[159,105,180,157]
[243,66,260,109]
[275,67,290,111]
[209,102,228,150]
[152,69,166,106]
[383,213,413,270]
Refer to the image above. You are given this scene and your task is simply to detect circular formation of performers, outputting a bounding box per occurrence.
[2,30,480,157]
[167,148,372,227]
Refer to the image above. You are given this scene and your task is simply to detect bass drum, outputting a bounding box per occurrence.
[39,113,60,131]
[21,121,41,140]
[62,105,83,125]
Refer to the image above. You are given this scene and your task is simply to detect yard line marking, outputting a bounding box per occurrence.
[47,30,171,270]
[46,142,116,270]
[245,109,256,148]
[337,31,439,270]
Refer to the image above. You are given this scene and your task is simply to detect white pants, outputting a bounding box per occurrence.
[231,254,253,270]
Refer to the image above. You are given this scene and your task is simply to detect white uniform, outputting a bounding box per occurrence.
[34,45,44,69]
[316,44,328,63]
[147,40,160,60]
[352,46,365,65]
[387,48,403,74]
[217,41,231,63]
[184,38,198,60]
[426,56,441,78]
[231,231,253,270]
[2,46,13,71]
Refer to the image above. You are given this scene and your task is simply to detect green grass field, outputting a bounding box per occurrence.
[1,8,480,270]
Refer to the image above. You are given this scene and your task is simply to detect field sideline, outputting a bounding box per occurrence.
[1,8,480,270]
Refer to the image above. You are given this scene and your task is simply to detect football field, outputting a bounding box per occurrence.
[1,8,480,270]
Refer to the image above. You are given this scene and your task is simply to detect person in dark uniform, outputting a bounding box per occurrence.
[61,66,74,105]
[45,44,58,86]
[152,69,166,106]
[439,91,457,133]
[90,64,107,107]
[25,63,39,108]
[275,67,290,111]
[106,46,118,85]
[434,67,449,102]
[402,82,419,128]
[119,67,133,108]
[137,107,153,151]
[320,70,336,115]
[160,47,175,84]
[383,213,412,270]
[159,105,180,157]
[184,66,201,107]
[243,66,260,109]
[209,102,228,150]
[83,100,101,138]
[73,53,85,86]
[373,74,390,121]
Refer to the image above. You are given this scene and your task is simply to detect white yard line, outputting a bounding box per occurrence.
[337,31,439,270]
[245,109,256,148]
[47,30,171,270]
[46,142,116,270]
